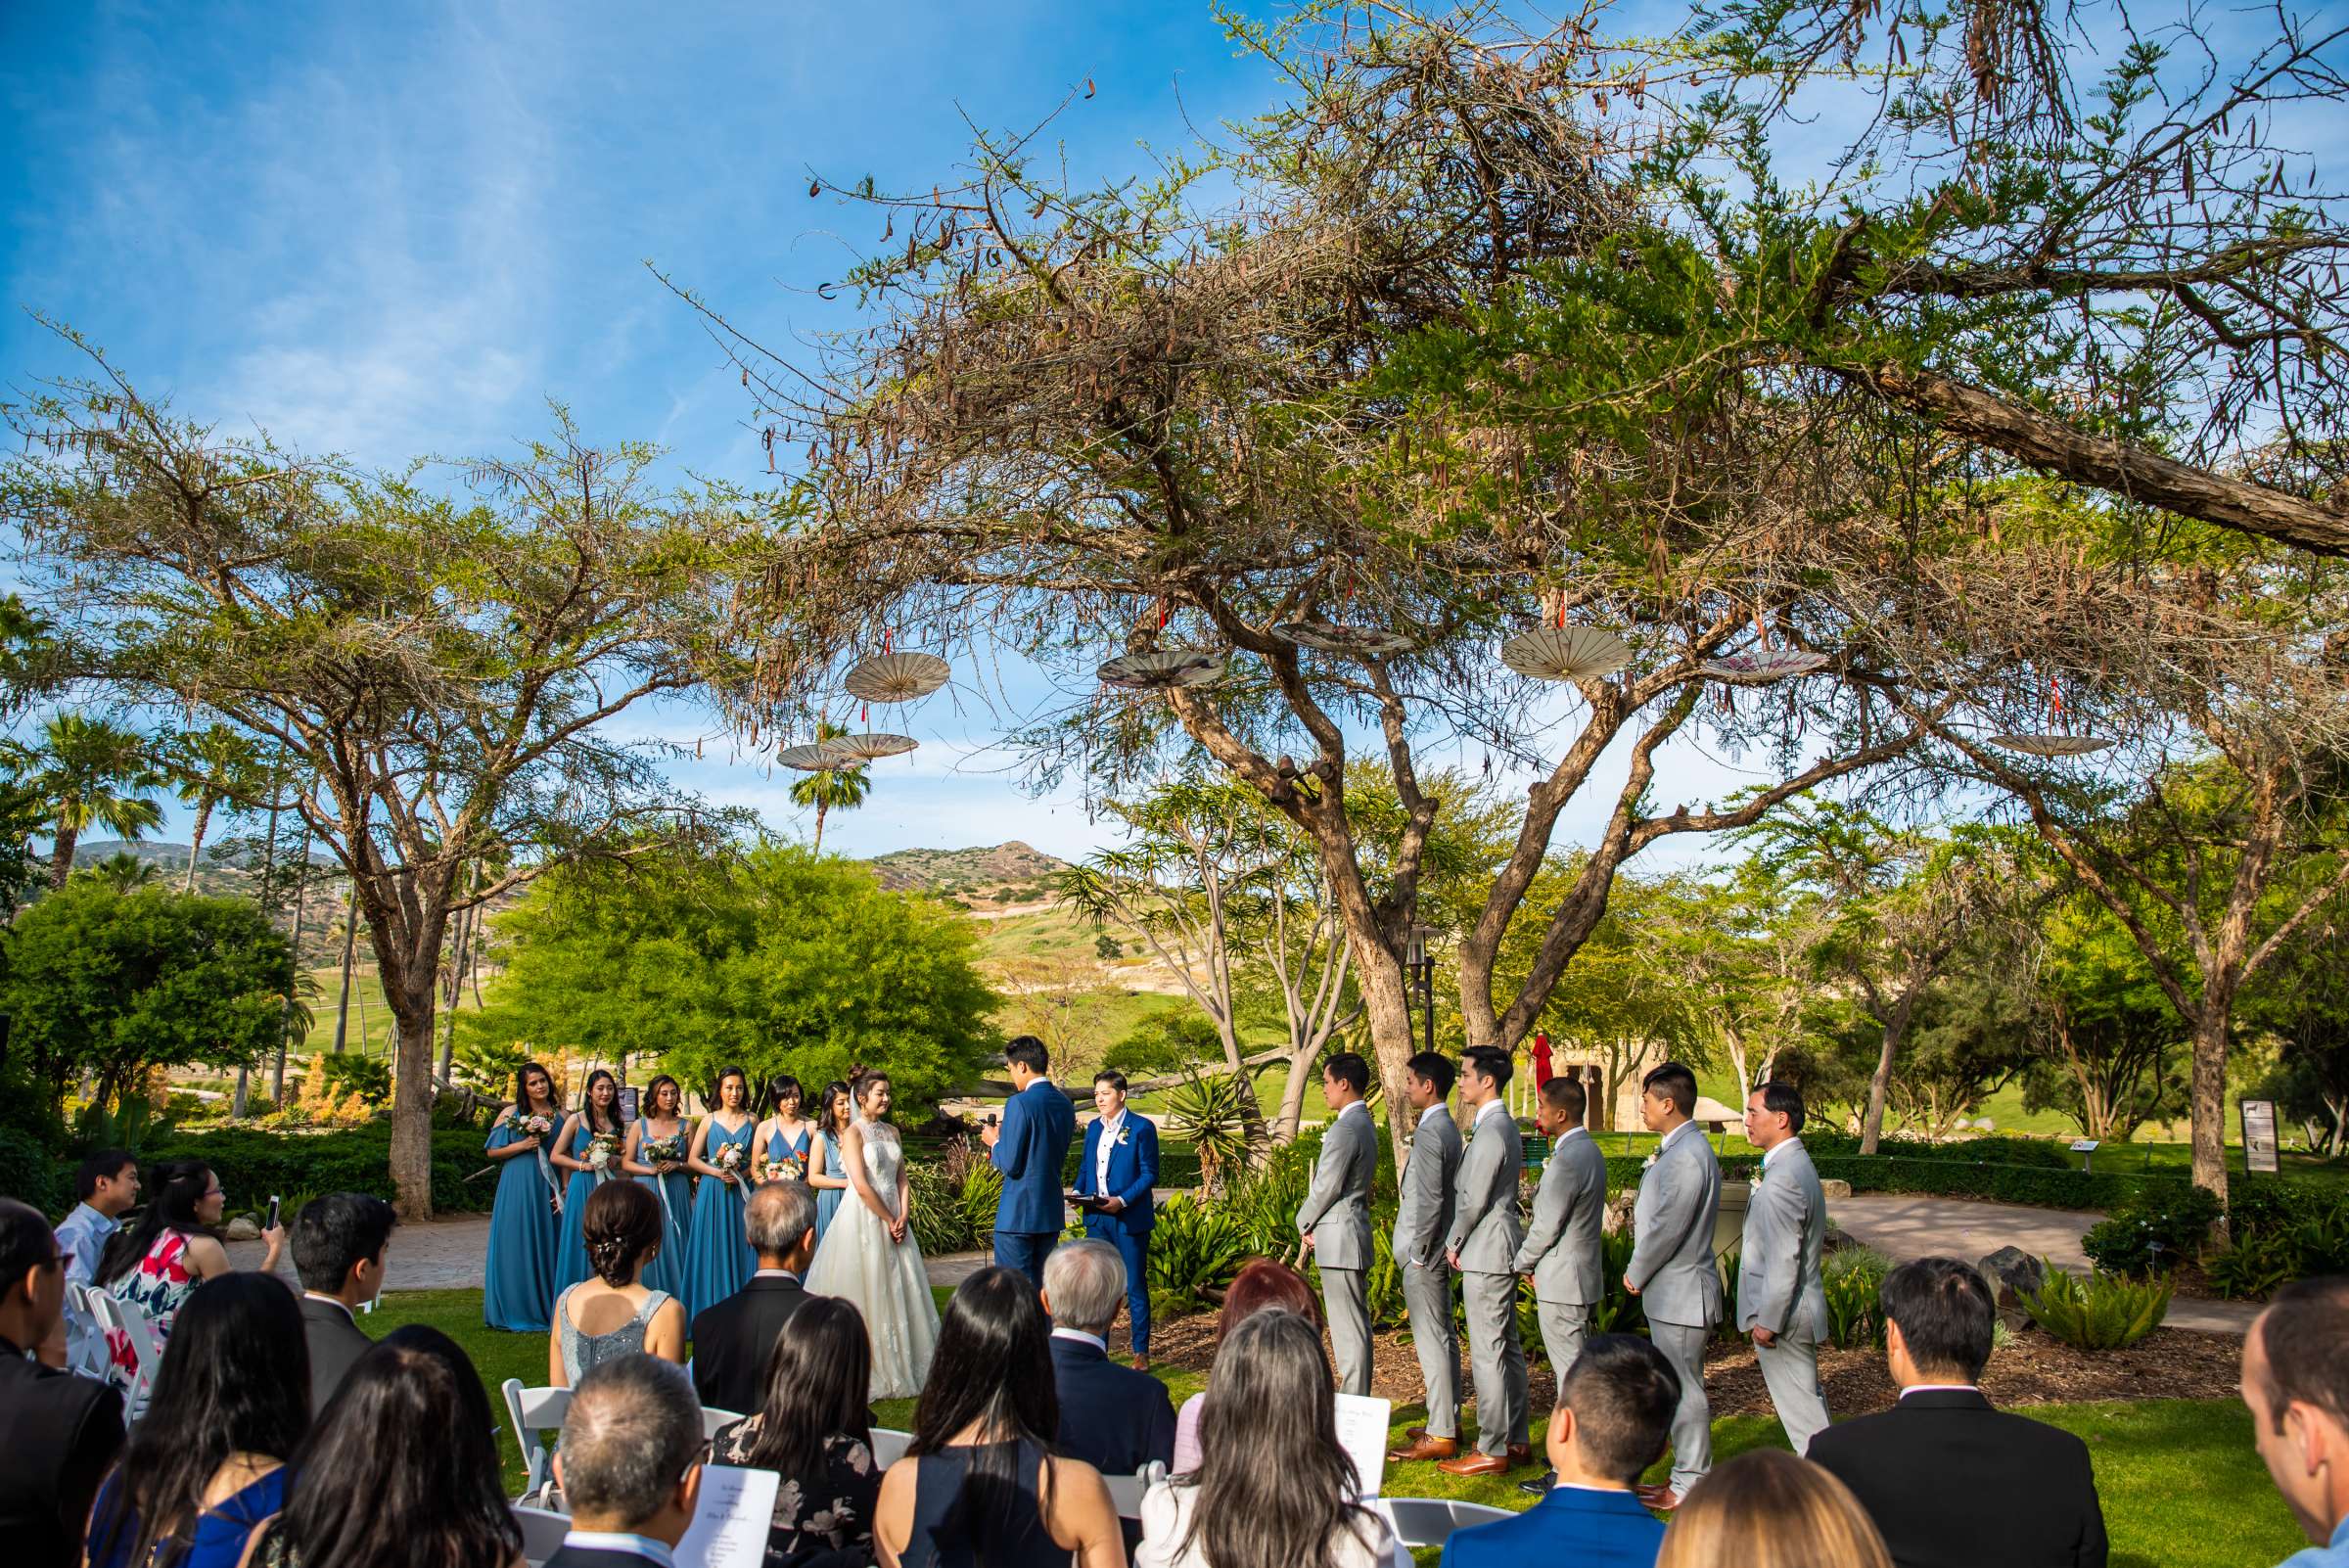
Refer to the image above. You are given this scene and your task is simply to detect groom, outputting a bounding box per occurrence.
[982,1035,1077,1290]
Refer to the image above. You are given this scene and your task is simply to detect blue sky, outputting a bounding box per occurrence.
[1,0,1860,870]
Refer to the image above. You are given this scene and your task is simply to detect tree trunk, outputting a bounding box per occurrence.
[438,904,472,1083]
[275,821,312,1104]
[183,799,213,894]
[1271,1044,1319,1144]
[812,803,827,854]
[1859,985,1922,1156]
[48,825,77,889]
[386,984,440,1222]
[1356,953,1418,1171]
[2188,1003,2233,1227]
[332,884,358,1053]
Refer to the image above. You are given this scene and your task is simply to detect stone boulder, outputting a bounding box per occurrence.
[1975,1246,2047,1330]
[1820,1178,1853,1201]
[223,1216,261,1242]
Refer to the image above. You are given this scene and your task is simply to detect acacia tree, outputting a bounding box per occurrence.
[4,358,763,1216]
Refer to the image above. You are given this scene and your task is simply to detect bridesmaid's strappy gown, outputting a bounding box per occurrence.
[636,1122,694,1303]
[483,1115,564,1330]
[681,1117,759,1318]
[553,1119,628,1294]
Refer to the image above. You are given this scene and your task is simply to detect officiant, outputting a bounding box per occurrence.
[1073,1069,1159,1369]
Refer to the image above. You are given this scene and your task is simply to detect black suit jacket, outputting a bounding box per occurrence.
[1807,1389,2109,1568]
[691,1273,810,1414]
[301,1295,376,1417]
[0,1335,125,1568]
[1049,1333,1175,1475]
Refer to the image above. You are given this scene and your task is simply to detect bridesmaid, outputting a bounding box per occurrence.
[483,1061,567,1330]
[806,1080,854,1241]
[680,1065,759,1317]
[550,1069,630,1293]
[622,1073,694,1304]
[752,1074,814,1186]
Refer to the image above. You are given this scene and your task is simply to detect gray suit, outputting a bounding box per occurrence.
[1737,1137,1832,1454]
[1393,1104,1464,1439]
[1513,1125,1607,1378]
[1628,1122,1724,1495]
[1296,1101,1378,1396]
[1445,1102,1529,1455]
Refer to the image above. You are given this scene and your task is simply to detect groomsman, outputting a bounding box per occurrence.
[1625,1060,1724,1510]
[1075,1069,1159,1369]
[1388,1051,1464,1463]
[1295,1051,1377,1396]
[1738,1081,1831,1455]
[1513,1073,1608,1495]
[1439,1046,1531,1477]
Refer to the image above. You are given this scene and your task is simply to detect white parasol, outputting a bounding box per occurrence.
[1500,624,1634,682]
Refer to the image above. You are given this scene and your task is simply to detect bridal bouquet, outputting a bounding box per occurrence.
[769,1151,806,1182]
[586,1133,622,1176]
[518,1114,555,1140]
[641,1132,686,1169]
[713,1141,749,1182]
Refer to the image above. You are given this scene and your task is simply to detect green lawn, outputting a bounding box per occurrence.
[366,1289,2300,1567]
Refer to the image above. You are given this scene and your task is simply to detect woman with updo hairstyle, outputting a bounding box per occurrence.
[546,1179,683,1387]
[802,1066,941,1399]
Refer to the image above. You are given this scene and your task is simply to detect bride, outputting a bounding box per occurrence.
[803,1067,941,1399]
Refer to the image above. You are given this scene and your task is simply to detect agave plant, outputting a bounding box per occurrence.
[2021,1263,2171,1351]
[1160,1066,1267,1196]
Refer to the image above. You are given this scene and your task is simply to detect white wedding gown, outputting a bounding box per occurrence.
[803,1117,940,1399]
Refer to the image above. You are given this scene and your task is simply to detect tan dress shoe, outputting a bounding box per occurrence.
[1387,1435,1458,1463]
[1437,1451,1513,1478]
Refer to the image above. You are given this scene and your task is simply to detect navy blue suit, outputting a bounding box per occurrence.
[1075,1111,1159,1357]
[1440,1484,1667,1568]
[990,1079,1077,1288]
[1049,1331,1174,1553]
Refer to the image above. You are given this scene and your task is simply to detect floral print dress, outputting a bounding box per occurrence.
[709,1417,881,1568]
[105,1230,200,1396]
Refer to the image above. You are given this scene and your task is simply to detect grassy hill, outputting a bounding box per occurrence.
[865,840,1070,904]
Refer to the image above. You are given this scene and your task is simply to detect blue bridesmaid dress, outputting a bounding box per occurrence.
[681,1117,758,1317]
[483,1115,563,1330]
[553,1118,627,1293]
[766,1124,812,1184]
[636,1122,694,1303]
[812,1130,845,1239]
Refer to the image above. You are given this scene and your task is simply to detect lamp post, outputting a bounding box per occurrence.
[1405,922,1440,1060]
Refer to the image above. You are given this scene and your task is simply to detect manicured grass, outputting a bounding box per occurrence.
[371,1289,2299,1566]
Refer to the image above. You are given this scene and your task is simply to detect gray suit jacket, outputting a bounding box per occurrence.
[1295,1103,1377,1268]
[1513,1127,1607,1305]
[1392,1106,1463,1268]
[1737,1137,1829,1340]
[1628,1123,1724,1329]
[1445,1104,1525,1273]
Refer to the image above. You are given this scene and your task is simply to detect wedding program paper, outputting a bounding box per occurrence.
[675,1463,780,1568]
[1333,1391,1393,1499]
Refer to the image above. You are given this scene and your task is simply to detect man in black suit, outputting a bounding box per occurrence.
[1809,1256,2108,1568]
[0,1196,125,1568]
[290,1191,397,1416]
[1045,1237,1175,1471]
[550,1355,706,1568]
[691,1179,817,1414]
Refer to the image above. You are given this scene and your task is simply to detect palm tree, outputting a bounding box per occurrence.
[787,720,872,853]
[160,724,270,893]
[16,714,164,888]
[73,850,160,893]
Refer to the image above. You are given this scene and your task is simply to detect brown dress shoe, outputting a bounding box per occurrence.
[1387,1435,1458,1463]
[1131,1356,1151,1372]
[1402,1424,1433,1443]
[1437,1451,1512,1478]
[1635,1484,1682,1511]
[1507,1443,1534,1466]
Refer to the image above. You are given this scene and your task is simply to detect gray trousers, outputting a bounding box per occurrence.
[1461,1270,1529,1454]
[1321,1266,1371,1397]
[1648,1318,1714,1495]
[1536,1298,1591,1379]
[1755,1328,1830,1455]
[1401,1261,1459,1438]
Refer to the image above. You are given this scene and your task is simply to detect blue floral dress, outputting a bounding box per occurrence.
[633,1119,694,1303]
[484,1112,565,1330]
[553,1117,629,1294]
[681,1116,759,1317]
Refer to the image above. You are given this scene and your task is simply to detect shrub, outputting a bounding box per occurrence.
[2081,1186,2223,1276]
[1145,1193,1252,1319]
[2206,1227,2300,1301]
[2209,1189,2349,1297]
[2021,1264,2171,1350]
[0,1128,65,1216]
[1160,1069,1266,1195]
[315,1054,392,1107]
[1822,1246,1894,1348]
[1588,1228,1646,1337]
[142,1125,497,1214]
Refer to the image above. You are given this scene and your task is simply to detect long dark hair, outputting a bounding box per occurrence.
[737,1296,873,1478]
[910,1268,1060,1543]
[274,1326,521,1568]
[712,1063,751,1114]
[96,1158,214,1287]
[1180,1309,1376,1568]
[579,1068,624,1136]
[643,1074,683,1124]
[89,1272,310,1568]
[514,1061,558,1119]
[813,1080,852,1138]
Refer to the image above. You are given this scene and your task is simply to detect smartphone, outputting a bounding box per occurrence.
[984,1113,1000,1128]
[265,1194,281,1231]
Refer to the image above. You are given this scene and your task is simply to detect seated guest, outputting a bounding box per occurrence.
[1808,1256,2108,1568]
[551,1180,686,1386]
[86,1272,310,1568]
[95,1159,285,1398]
[1658,1450,1890,1568]
[692,1179,817,1415]
[2238,1275,2349,1567]
[0,1196,124,1568]
[244,1325,524,1568]
[713,1296,884,1567]
[289,1191,397,1416]
[1172,1257,1320,1473]
[54,1148,138,1371]
[1046,1239,1176,1472]
[549,1355,708,1568]
[1137,1308,1399,1568]
[870,1267,1125,1568]
[1442,1335,1677,1568]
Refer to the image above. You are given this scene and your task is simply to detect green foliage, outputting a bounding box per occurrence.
[2081,1186,2224,1276]
[1587,1228,1647,1336]
[70,1089,177,1156]
[1111,1010,1227,1079]
[464,845,1000,1112]
[1159,1068,1267,1194]
[2,881,295,1113]
[1821,1246,1893,1349]
[0,1129,65,1216]
[1144,1192,1254,1319]
[144,1125,496,1214]
[2022,1266,2171,1352]
[314,1054,392,1108]
[2207,1187,2349,1299]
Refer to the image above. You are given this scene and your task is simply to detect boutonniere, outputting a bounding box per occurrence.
[1640,1153,1657,1172]
[1113,1125,1131,1148]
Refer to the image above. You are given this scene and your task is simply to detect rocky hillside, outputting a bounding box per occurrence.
[866,841,1071,902]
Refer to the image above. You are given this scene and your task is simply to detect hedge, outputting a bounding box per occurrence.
[138,1126,499,1216]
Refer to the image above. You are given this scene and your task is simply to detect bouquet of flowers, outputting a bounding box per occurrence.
[586,1133,622,1177]
[641,1132,686,1169]
[713,1140,749,1185]
[518,1114,555,1140]
[769,1152,806,1182]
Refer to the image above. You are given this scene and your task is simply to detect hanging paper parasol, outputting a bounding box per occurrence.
[1989,733,2113,759]
[1700,650,1832,684]
[777,743,861,772]
[819,731,919,761]
[1270,621,1416,658]
[1096,649,1223,690]
[1500,625,1634,683]
[844,651,950,704]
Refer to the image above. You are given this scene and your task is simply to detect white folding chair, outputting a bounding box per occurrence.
[62,1282,113,1380]
[90,1291,163,1423]
[1377,1497,1513,1548]
[512,1504,571,1566]
[1102,1458,1168,1521]
[501,1379,573,1501]
[702,1406,744,1441]
[870,1426,913,1467]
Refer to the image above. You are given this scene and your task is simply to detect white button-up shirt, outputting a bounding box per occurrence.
[1093,1110,1125,1196]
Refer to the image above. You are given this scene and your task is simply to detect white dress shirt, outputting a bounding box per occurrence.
[1093,1110,1125,1195]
